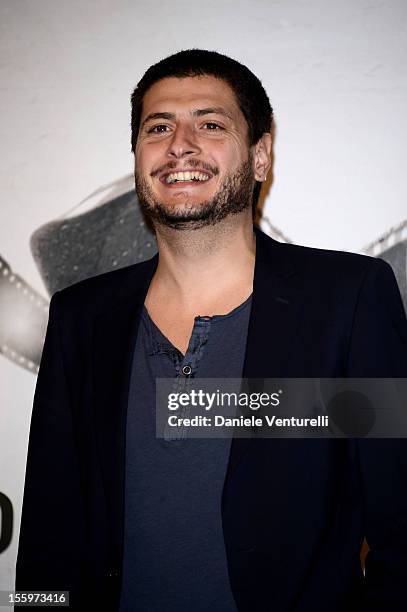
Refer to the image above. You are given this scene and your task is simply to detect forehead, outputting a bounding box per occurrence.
[141,75,244,121]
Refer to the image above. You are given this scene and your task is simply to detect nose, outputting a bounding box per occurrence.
[166,124,201,159]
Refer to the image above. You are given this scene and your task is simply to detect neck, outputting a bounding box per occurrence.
[147,210,256,313]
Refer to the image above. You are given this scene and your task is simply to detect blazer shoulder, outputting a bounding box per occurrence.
[269,235,392,282]
[52,255,158,318]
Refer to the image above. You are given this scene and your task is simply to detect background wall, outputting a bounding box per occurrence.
[1,0,406,597]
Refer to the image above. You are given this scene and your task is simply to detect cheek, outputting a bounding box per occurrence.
[136,140,169,177]
[212,138,247,170]
[135,148,153,177]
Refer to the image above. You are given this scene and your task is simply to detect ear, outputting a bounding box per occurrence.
[252,133,272,182]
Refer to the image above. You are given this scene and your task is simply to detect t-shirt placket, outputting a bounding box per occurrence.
[164,317,211,441]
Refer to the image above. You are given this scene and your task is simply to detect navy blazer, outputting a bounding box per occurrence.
[16,226,407,611]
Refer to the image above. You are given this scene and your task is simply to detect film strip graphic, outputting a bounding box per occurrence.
[260,215,292,244]
[362,219,407,314]
[363,219,407,257]
[0,255,49,373]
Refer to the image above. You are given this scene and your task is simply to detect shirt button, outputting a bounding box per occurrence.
[182,365,192,376]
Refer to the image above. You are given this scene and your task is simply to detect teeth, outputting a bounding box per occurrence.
[165,171,210,184]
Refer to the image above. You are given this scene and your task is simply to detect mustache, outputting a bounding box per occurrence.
[150,159,219,178]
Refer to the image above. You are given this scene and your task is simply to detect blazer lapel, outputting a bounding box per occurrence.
[92,254,158,567]
[224,226,305,482]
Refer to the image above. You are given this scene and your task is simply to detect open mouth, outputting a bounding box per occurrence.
[160,170,212,185]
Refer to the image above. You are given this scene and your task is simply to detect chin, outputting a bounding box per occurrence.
[160,202,208,217]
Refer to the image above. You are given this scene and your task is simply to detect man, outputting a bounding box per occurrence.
[16,50,407,611]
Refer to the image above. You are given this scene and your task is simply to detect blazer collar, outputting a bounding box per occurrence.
[92,225,304,566]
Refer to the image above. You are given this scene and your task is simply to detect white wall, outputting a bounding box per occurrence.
[1,0,406,594]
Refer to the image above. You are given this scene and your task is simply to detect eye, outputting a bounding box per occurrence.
[147,124,170,134]
[202,122,224,131]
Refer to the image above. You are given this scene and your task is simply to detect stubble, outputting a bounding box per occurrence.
[135,156,255,231]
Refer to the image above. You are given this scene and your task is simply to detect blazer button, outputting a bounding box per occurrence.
[182,365,192,376]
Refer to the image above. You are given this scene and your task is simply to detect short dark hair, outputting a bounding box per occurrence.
[130,49,273,211]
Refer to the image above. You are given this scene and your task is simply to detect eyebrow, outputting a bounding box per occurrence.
[194,107,233,120]
[141,107,233,127]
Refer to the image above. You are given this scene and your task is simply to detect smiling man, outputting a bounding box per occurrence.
[16,50,407,611]
[134,75,264,233]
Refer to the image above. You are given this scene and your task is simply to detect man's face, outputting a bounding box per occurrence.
[134,75,256,229]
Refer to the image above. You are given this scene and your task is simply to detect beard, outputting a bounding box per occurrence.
[135,156,255,230]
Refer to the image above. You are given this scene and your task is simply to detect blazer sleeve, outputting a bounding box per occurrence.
[15,291,86,598]
[347,258,407,610]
